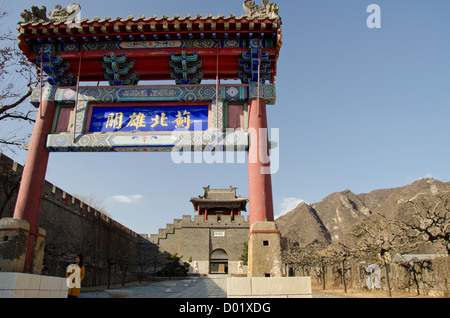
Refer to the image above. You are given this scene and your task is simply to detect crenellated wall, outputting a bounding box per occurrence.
[150,214,248,243]
[0,152,162,287]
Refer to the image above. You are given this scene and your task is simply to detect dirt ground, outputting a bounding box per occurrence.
[311,283,444,298]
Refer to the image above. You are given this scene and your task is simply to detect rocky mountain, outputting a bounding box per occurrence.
[275,178,450,246]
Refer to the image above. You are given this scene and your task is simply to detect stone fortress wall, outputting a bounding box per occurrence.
[0,152,161,287]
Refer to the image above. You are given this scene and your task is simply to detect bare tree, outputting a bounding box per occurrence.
[281,236,316,277]
[397,258,433,296]
[349,213,409,297]
[0,9,39,153]
[320,242,357,293]
[280,236,302,275]
[397,192,450,255]
[310,242,334,290]
[0,156,20,218]
[281,238,332,289]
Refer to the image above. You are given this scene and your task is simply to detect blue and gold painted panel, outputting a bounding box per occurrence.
[89,105,209,133]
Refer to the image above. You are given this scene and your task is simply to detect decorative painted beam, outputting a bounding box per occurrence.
[29,83,280,107]
[248,82,276,105]
[31,39,273,53]
[30,85,248,106]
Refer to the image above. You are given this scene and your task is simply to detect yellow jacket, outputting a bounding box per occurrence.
[66,265,85,296]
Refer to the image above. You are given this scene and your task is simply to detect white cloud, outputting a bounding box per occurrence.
[107,194,143,204]
[276,197,305,219]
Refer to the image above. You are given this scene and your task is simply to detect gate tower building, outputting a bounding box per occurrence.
[151,186,249,275]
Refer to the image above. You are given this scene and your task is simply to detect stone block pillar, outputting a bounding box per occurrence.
[248,221,282,277]
[0,218,46,274]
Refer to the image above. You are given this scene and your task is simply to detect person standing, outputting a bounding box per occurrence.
[66,254,85,298]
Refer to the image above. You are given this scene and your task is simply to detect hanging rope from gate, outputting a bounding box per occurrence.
[39,45,44,119]
[73,45,83,142]
[257,38,262,118]
[216,41,220,131]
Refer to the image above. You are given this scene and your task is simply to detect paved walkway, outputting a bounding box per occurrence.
[79,275,227,298]
[79,275,344,298]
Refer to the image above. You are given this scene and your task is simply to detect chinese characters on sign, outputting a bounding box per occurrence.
[89,105,208,133]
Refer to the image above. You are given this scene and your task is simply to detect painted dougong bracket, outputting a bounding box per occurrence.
[170,51,204,85]
[102,52,139,86]
[238,39,272,84]
[35,44,76,86]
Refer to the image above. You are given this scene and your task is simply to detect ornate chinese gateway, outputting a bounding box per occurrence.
[17,1,282,152]
[11,1,284,278]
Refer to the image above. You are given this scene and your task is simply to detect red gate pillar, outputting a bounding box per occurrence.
[247,96,274,228]
[247,95,282,277]
[13,90,56,273]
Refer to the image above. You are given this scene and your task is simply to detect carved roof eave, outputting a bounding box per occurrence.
[190,198,249,203]
[190,199,248,212]
[18,13,281,28]
[17,13,282,56]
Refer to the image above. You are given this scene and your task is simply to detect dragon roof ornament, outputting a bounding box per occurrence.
[243,0,280,21]
[20,3,81,24]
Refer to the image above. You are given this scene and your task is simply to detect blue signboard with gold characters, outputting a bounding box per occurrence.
[89,105,209,133]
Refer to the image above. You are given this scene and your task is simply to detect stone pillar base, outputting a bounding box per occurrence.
[227,277,312,298]
[0,218,46,274]
[248,221,282,277]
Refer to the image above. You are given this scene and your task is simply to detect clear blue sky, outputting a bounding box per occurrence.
[2,0,450,236]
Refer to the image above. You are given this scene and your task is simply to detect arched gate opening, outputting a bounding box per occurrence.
[210,249,228,274]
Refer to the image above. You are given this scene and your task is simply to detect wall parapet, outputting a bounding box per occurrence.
[149,214,249,244]
[0,152,139,240]
[182,214,249,227]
